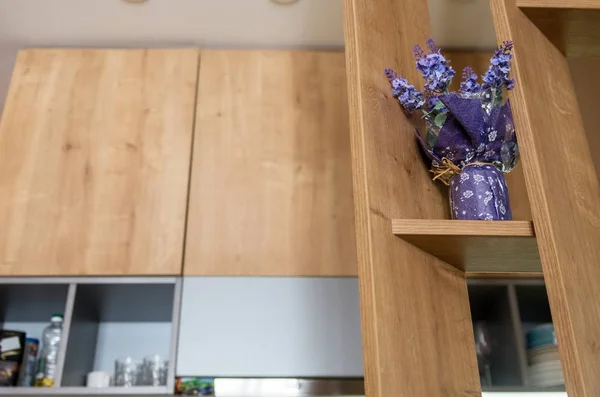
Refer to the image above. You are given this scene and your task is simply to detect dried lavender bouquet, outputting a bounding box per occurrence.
[386,39,518,220]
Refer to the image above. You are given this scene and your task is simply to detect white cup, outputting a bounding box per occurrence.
[86,371,111,388]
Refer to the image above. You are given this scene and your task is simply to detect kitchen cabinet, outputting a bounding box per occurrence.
[184,50,356,276]
[0,49,198,275]
[176,277,363,377]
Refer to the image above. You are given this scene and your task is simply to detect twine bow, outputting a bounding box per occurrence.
[430,158,461,185]
[430,158,497,185]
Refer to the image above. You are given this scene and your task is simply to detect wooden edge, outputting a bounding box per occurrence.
[466,272,543,278]
[517,0,600,9]
[391,219,535,237]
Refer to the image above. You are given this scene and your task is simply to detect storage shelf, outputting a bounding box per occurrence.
[0,386,171,395]
[392,220,540,273]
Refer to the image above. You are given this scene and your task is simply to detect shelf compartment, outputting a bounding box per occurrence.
[0,283,71,342]
[516,2,600,58]
[0,282,75,388]
[469,284,524,387]
[392,220,540,273]
[61,280,180,391]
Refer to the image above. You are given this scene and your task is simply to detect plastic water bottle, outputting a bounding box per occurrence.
[34,314,63,387]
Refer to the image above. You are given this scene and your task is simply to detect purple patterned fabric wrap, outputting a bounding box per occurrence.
[449,164,512,220]
[414,93,519,220]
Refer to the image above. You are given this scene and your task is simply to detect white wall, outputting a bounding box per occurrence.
[0,45,17,114]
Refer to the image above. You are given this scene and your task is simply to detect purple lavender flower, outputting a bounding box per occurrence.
[483,41,515,91]
[413,39,456,93]
[385,68,425,113]
[412,45,426,60]
[460,66,481,94]
[426,95,447,113]
[427,95,440,111]
[426,38,439,53]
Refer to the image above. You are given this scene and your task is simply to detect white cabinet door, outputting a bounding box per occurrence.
[176,277,363,377]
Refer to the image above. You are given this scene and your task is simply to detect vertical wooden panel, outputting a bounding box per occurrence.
[490,1,600,395]
[343,1,480,396]
[184,50,356,276]
[0,49,198,275]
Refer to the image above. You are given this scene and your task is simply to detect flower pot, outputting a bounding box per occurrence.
[449,164,512,220]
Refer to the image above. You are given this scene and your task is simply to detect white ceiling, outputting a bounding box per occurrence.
[0,0,497,50]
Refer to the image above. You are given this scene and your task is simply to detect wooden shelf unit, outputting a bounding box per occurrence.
[392,220,540,273]
[343,0,600,395]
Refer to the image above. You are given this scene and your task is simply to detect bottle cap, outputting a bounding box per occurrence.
[51,313,63,322]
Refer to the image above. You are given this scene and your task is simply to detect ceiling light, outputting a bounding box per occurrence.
[270,0,300,5]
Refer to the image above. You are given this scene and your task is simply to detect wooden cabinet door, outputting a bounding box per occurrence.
[184,50,356,276]
[0,49,198,275]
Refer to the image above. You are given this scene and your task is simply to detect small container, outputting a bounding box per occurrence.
[449,164,512,221]
[114,357,138,387]
[17,338,39,387]
[86,371,111,388]
[526,323,557,350]
[0,330,26,386]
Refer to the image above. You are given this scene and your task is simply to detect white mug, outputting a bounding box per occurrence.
[86,371,111,388]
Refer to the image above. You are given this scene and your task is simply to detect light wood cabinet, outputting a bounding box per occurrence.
[184,50,356,276]
[0,49,198,275]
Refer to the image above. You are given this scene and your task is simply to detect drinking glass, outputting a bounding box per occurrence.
[114,357,138,387]
[140,355,168,386]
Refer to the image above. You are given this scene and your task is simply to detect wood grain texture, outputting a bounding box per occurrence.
[518,7,600,57]
[184,50,356,276]
[467,272,543,278]
[490,1,600,395]
[392,220,540,273]
[447,51,532,221]
[343,0,480,396]
[0,49,198,275]
[569,58,600,178]
[517,0,600,9]
[392,219,535,236]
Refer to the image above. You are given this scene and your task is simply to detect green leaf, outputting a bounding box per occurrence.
[433,101,445,110]
[434,112,447,128]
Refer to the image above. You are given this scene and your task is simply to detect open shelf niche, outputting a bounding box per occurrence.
[385,51,541,276]
[0,277,181,396]
[468,278,565,393]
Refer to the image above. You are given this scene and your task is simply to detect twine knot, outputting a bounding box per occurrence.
[430,158,498,185]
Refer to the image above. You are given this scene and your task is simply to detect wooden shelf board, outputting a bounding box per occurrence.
[466,271,543,278]
[517,0,599,9]
[0,386,171,395]
[517,4,600,57]
[392,220,541,273]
